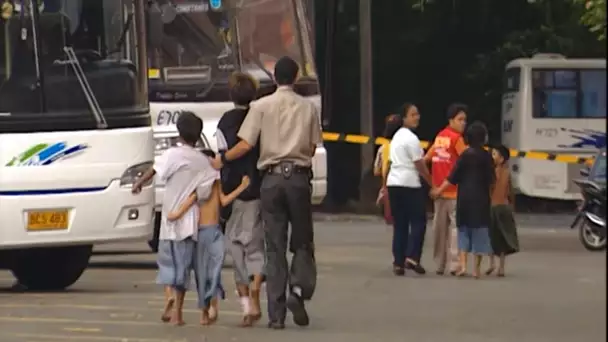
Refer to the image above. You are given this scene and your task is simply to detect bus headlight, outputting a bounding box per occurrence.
[155,137,173,155]
[120,161,154,187]
[155,136,205,155]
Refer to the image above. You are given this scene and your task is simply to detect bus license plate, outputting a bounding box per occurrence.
[27,210,68,231]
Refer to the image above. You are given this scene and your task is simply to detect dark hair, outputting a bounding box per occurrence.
[274,56,299,85]
[399,102,416,118]
[493,144,510,164]
[446,103,468,121]
[229,72,258,106]
[464,121,487,148]
[383,114,402,138]
[176,111,203,146]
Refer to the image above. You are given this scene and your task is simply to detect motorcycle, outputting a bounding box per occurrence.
[570,177,606,251]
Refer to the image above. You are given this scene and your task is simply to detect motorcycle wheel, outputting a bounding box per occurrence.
[578,219,607,251]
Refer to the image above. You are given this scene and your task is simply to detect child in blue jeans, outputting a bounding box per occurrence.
[168,175,250,324]
[431,121,495,278]
[133,112,220,325]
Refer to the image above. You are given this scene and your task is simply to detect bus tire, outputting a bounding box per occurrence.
[11,245,92,291]
[148,212,161,252]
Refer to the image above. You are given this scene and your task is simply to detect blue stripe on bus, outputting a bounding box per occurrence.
[0,187,107,196]
[41,144,88,166]
[37,142,67,163]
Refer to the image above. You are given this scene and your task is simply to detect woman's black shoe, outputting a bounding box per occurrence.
[393,266,405,276]
[405,262,426,275]
[268,321,286,330]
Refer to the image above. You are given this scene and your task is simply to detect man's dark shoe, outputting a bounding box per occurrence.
[286,294,310,327]
[405,262,426,275]
[267,321,286,330]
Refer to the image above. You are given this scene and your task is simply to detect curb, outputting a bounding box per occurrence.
[312,212,576,224]
[313,212,382,222]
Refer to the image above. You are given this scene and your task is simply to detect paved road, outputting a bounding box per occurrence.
[0,216,605,342]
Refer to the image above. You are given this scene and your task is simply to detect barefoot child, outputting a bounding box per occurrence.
[216,72,266,327]
[430,121,495,279]
[167,173,251,325]
[486,145,519,277]
[132,112,218,326]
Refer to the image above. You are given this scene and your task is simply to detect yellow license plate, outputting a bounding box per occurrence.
[27,210,69,231]
[148,68,160,79]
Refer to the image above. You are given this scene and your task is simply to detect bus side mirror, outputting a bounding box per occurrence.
[146,4,164,48]
[580,168,590,177]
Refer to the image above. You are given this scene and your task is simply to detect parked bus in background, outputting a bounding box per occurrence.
[145,0,327,251]
[0,0,154,290]
[501,54,606,201]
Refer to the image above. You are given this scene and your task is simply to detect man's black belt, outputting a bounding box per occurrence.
[265,161,311,179]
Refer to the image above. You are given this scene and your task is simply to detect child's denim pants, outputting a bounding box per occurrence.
[194,224,225,309]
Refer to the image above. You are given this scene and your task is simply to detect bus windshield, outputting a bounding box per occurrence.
[237,0,316,80]
[148,0,316,85]
[0,0,147,130]
[147,0,233,81]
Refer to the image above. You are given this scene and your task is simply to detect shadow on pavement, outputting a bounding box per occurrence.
[92,250,152,256]
[88,261,233,270]
[0,283,134,294]
[88,261,157,270]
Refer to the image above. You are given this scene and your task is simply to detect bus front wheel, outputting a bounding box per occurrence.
[11,245,93,291]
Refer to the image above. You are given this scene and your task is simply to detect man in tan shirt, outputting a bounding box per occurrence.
[212,56,322,330]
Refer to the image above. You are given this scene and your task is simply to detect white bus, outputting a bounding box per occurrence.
[0,0,154,290]
[502,54,606,200]
[145,0,327,250]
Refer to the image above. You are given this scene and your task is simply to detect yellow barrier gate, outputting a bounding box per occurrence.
[321,132,594,165]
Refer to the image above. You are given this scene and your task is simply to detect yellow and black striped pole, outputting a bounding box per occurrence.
[321,132,594,165]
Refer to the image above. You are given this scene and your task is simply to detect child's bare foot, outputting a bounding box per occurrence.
[200,311,211,326]
[250,311,262,322]
[250,291,262,322]
[201,307,218,326]
[239,315,254,327]
[451,267,468,277]
[170,312,185,326]
[200,310,218,326]
[209,300,219,322]
[161,298,175,323]
[473,267,481,279]
[171,318,186,326]
[497,268,505,277]
[208,310,218,324]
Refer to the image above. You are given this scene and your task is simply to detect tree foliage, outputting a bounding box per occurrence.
[573,0,607,40]
[369,0,606,140]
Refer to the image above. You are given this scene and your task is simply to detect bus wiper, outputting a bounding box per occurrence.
[25,0,48,112]
[252,58,273,80]
[107,13,134,56]
[64,47,108,129]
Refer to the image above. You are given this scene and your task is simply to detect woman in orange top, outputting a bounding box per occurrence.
[424,104,468,275]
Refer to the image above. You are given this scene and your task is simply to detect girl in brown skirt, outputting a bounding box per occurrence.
[486,145,520,277]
